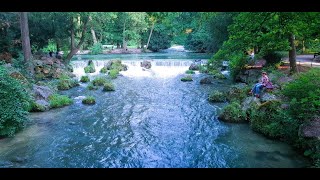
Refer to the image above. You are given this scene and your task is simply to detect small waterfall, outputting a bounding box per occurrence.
[70,60,207,78]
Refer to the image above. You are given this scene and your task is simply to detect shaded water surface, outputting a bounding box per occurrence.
[0,53,309,167]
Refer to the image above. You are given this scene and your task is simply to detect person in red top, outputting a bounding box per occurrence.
[250,71,272,98]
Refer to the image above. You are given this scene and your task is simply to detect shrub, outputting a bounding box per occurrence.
[84,64,96,73]
[208,69,226,79]
[282,68,320,121]
[185,70,195,74]
[80,76,90,83]
[226,84,251,102]
[263,51,284,66]
[181,75,193,82]
[87,82,98,90]
[48,94,73,108]
[208,90,226,102]
[92,77,107,86]
[29,101,46,112]
[89,43,103,55]
[0,65,31,137]
[103,82,115,91]
[57,74,79,90]
[82,96,96,105]
[218,101,247,123]
[100,67,107,74]
[229,53,247,81]
[109,69,119,79]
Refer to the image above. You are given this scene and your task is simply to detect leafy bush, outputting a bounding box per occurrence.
[208,69,226,79]
[218,101,247,123]
[226,84,251,102]
[109,69,119,79]
[48,94,73,108]
[208,90,226,102]
[82,96,96,105]
[282,68,320,120]
[100,67,107,74]
[57,74,79,90]
[80,76,90,83]
[181,75,193,82]
[103,82,115,91]
[87,82,98,90]
[185,70,195,74]
[229,53,247,81]
[92,77,107,86]
[89,43,103,55]
[84,64,96,73]
[263,51,284,66]
[0,65,31,137]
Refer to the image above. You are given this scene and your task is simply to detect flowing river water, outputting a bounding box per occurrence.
[0,52,310,168]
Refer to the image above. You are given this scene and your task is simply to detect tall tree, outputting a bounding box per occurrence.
[19,12,33,75]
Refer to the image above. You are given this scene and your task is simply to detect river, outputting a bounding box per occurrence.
[0,52,309,168]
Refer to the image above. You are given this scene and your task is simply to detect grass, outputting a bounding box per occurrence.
[82,96,96,105]
[181,75,193,82]
[49,94,73,108]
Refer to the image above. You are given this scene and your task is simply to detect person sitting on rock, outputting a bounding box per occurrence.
[250,71,273,98]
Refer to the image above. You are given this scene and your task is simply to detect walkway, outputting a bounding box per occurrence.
[282,55,320,68]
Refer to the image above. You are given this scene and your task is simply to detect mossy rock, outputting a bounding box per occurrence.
[82,96,96,105]
[109,69,119,79]
[185,70,195,74]
[80,76,90,83]
[208,90,226,102]
[92,77,107,86]
[218,101,247,123]
[87,83,98,90]
[48,94,73,108]
[181,75,193,82]
[100,67,107,74]
[84,64,96,73]
[103,82,115,91]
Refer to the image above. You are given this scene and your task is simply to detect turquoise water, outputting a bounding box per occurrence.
[0,52,310,168]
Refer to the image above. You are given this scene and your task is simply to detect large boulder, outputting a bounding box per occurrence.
[235,69,261,84]
[300,117,320,138]
[32,85,54,101]
[140,60,152,69]
[200,77,214,84]
[34,99,50,111]
[189,63,199,70]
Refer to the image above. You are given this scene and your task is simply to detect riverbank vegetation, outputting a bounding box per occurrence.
[0,12,319,167]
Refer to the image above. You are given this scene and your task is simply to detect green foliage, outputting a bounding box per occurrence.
[92,77,107,86]
[219,101,247,123]
[80,76,90,83]
[100,67,107,74]
[208,69,226,79]
[263,51,284,66]
[41,39,57,53]
[109,69,119,79]
[87,82,98,90]
[48,94,73,108]
[199,65,208,73]
[181,75,193,82]
[29,101,46,112]
[146,23,173,52]
[227,86,250,102]
[57,74,79,90]
[0,65,31,137]
[228,53,247,81]
[282,68,320,120]
[82,96,96,105]
[89,43,103,55]
[103,82,115,91]
[185,70,195,74]
[84,64,96,73]
[208,90,226,102]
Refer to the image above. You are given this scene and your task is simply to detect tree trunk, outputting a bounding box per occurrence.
[66,16,90,63]
[91,27,97,44]
[19,12,34,75]
[146,22,155,49]
[302,40,305,54]
[288,33,297,74]
[122,19,127,50]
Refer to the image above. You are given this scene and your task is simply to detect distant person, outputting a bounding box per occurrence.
[250,51,255,60]
[250,71,273,98]
[49,51,53,57]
